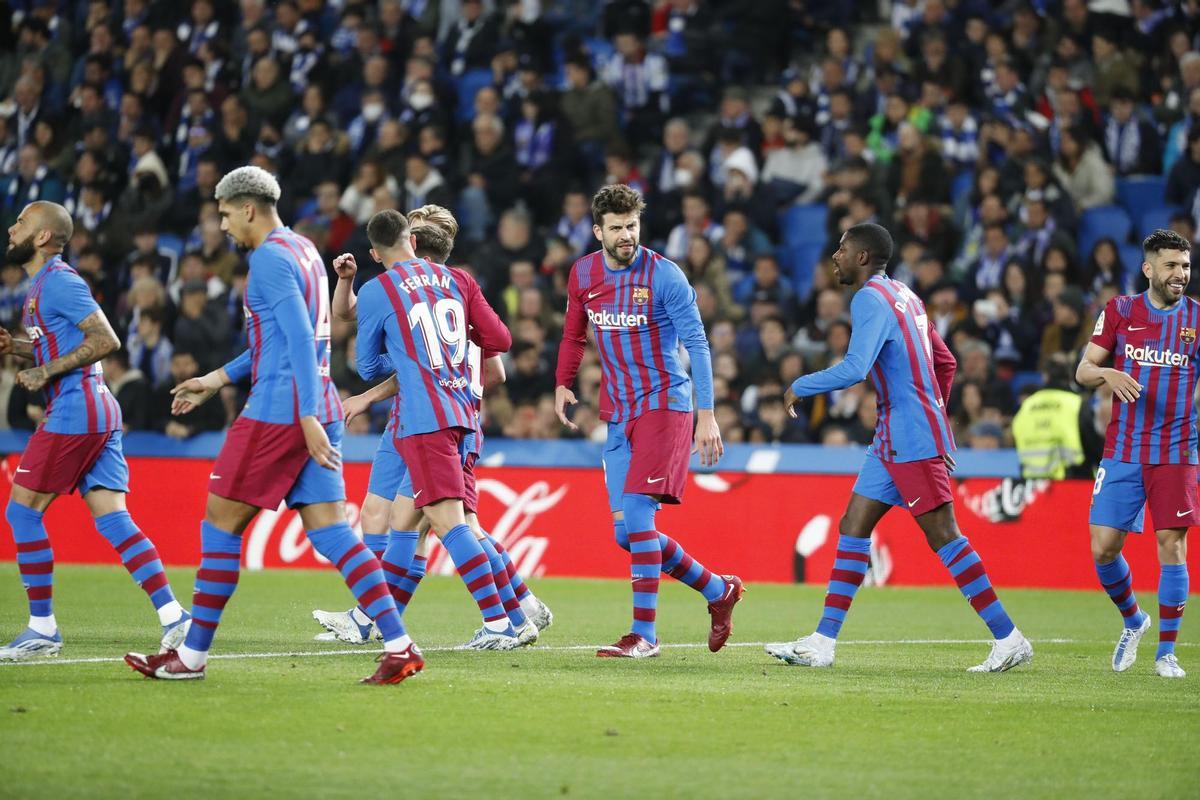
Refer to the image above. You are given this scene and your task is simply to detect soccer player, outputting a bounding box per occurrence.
[765,223,1033,672]
[311,207,550,647]
[123,166,420,684]
[352,209,519,647]
[1077,229,1194,679]
[0,201,190,661]
[554,184,743,659]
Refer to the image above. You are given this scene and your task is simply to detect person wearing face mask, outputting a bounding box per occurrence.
[347,89,392,158]
[399,79,448,139]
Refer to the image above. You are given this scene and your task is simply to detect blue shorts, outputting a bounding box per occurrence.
[1088,457,1200,533]
[601,419,679,514]
[366,430,413,501]
[79,429,130,495]
[286,420,348,509]
[851,452,954,517]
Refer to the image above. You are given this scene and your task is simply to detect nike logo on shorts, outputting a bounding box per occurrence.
[1177,509,1192,517]
[646,477,665,484]
[209,474,221,480]
[413,490,422,499]
[15,468,29,473]
[907,497,921,508]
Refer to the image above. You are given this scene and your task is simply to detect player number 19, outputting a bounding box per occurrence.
[408,298,467,369]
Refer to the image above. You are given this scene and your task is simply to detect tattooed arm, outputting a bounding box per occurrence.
[0,328,36,360]
[15,310,120,392]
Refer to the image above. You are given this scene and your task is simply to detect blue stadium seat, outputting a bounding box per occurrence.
[1078,205,1132,260]
[1011,371,1043,394]
[454,68,494,123]
[786,241,827,299]
[157,233,184,260]
[1138,205,1181,240]
[779,204,828,247]
[1115,175,1168,217]
[1118,244,1144,277]
[584,37,615,72]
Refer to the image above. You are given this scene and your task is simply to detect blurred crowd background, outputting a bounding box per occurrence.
[2,0,1199,469]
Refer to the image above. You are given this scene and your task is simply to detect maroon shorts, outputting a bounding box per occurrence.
[397,427,469,510]
[463,452,479,515]
[883,455,954,517]
[16,429,110,495]
[1145,463,1200,531]
[622,409,693,505]
[209,416,310,509]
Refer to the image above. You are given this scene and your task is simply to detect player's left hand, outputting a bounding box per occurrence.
[783,386,801,419]
[332,253,358,280]
[0,328,13,355]
[693,409,724,467]
[942,452,957,473]
[301,415,341,470]
[16,365,49,392]
[343,393,371,425]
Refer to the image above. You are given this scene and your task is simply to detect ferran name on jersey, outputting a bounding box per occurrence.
[632,285,650,305]
[1182,327,1196,344]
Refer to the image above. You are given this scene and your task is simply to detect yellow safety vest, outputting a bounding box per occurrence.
[1012,388,1085,479]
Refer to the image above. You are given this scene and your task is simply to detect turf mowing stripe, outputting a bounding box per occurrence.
[1,638,1193,667]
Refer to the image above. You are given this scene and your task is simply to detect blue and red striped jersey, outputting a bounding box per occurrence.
[238,227,342,425]
[383,342,489,453]
[555,246,714,423]
[1092,293,1200,465]
[21,255,122,434]
[357,259,510,439]
[790,275,956,463]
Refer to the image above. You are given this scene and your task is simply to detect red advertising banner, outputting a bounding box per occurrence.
[0,456,1192,590]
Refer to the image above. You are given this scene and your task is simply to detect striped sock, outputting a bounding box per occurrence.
[95,511,177,615]
[1157,564,1189,660]
[1095,556,1146,628]
[815,535,872,639]
[937,537,1016,640]
[6,502,54,625]
[183,522,242,657]
[443,524,507,630]
[308,523,405,644]
[659,534,725,602]
[362,532,388,559]
[381,530,419,612]
[480,535,527,628]
[615,520,723,601]
[492,538,532,602]
[624,494,661,642]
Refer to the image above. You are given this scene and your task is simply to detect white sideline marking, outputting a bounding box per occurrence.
[1,637,1192,668]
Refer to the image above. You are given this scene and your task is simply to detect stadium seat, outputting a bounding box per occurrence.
[779,204,828,247]
[787,241,827,299]
[1115,175,1168,217]
[1078,205,1132,259]
[1011,371,1043,394]
[1118,244,1144,278]
[157,233,184,261]
[950,170,974,207]
[584,37,615,71]
[1138,205,1181,240]
[454,68,494,123]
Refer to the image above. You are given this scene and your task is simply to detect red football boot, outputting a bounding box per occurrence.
[125,649,206,680]
[596,633,660,658]
[361,644,425,684]
[707,575,745,652]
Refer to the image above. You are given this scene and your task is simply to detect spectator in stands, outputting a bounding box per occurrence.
[1053,125,1115,211]
[1019,159,1076,231]
[665,189,721,263]
[0,261,29,329]
[1104,87,1162,176]
[965,223,1015,302]
[506,340,555,406]
[762,116,827,206]
[152,350,226,437]
[103,349,152,432]
[1091,28,1140,107]
[3,145,65,226]
[1164,87,1200,173]
[460,113,519,242]
[1166,124,1200,207]
[126,304,173,390]
[561,55,622,178]
[1015,194,1075,268]
[604,30,669,153]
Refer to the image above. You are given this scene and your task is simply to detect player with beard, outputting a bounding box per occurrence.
[1078,229,1195,679]
[765,222,1033,673]
[554,184,744,659]
[0,201,191,661]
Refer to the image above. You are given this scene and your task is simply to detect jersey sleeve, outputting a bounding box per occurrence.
[355,280,392,383]
[928,322,956,403]
[49,269,101,326]
[252,249,322,417]
[222,349,251,383]
[791,289,890,397]
[554,264,588,389]
[1089,297,1120,352]
[658,261,713,409]
[453,269,511,354]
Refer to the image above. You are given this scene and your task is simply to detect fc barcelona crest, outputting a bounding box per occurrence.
[1182,327,1196,344]
[632,286,650,304]
[26,297,36,316]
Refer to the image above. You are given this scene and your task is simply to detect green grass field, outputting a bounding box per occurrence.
[0,564,1196,799]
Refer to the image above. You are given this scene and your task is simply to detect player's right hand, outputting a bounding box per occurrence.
[343,393,371,426]
[554,385,578,431]
[301,415,341,470]
[0,328,12,355]
[170,377,219,415]
[1103,368,1143,403]
[332,253,358,280]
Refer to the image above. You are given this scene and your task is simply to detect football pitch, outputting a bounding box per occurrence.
[0,564,1195,799]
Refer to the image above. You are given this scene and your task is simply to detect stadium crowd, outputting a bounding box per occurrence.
[1,0,1199,457]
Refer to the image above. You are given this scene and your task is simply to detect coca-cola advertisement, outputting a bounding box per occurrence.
[0,455,1193,590]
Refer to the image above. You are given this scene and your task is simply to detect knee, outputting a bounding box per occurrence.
[923,526,959,553]
[1090,531,1124,564]
[837,514,871,539]
[1158,535,1187,565]
[360,501,389,535]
